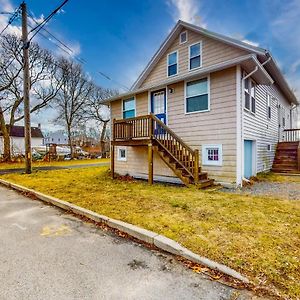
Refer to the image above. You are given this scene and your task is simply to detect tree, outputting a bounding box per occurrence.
[0,34,62,161]
[85,86,117,157]
[54,58,93,158]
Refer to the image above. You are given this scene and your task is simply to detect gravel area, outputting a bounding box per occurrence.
[223,181,300,200]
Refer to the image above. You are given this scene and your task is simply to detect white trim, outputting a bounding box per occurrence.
[122,96,136,119]
[202,144,223,166]
[179,30,188,44]
[188,41,202,71]
[148,87,168,125]
[131,20,267,91]
[104,54,273,104]
[236,65,242,186]
[184,74,210,114]
[117,147,127,161]
[167,50,178,77]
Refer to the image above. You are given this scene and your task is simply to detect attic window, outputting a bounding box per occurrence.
[180,31,187,44]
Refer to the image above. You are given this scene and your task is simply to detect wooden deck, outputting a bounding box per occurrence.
[111,114,213,188]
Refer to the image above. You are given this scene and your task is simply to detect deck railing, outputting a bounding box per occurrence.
[283,129,300,142]
[112,114,199,181]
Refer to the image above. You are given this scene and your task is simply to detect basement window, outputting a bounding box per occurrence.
[117,147,127,161]
[202,144,223,166]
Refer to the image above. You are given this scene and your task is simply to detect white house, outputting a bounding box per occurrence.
[0,125,44,156]
[43,130,68,145]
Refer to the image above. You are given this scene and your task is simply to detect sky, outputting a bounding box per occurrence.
[1,0,300,131]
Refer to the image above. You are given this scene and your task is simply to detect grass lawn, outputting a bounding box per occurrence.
[257,171,300,183]
[1,166,300,299]
[0,158,110,170]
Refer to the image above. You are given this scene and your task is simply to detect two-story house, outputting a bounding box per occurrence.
[105,20,299,188]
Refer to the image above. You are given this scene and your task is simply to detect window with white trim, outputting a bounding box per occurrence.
[117,147,127,161]
[179,31,187,44]
[202,144,223,166]
[186,78,209,113]
[122,97,135,119]
[267,144,272,152]
[189,42,201,70]
[244,77,256,113]
[267,94,271,119]
[167,51,178,77]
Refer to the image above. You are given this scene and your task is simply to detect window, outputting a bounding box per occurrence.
[167,51,178,77]
[122,97,135,119]
[244,77,256,113]
[117,147,127,161]
[186,78,209,113]
[189,42,201,70]
[283,116,285,127]
[179,31,187,44]
[267,94,271,119]
[202,144,223,166]
[267,144,272,152]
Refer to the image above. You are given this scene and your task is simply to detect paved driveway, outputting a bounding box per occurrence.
[0,186,257,300]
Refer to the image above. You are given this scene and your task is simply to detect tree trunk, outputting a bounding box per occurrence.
[67,126,74,159]
[0,108,11,162]
[100,121,108,158]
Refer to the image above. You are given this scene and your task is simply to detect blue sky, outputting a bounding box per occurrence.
[1,0,300,129]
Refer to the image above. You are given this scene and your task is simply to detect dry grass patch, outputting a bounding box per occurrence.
[2,166,300,299]
[0,158,109,170]
[257,172,300,183]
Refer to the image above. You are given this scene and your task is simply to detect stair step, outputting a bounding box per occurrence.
[196,179,215,189]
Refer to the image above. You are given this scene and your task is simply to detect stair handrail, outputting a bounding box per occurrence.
[150,113,199,181]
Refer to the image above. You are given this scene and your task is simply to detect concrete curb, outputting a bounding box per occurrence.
[0,179,249,283]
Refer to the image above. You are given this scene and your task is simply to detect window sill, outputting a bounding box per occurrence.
[188,65,202,72]
[167,73,178,78]
[244,108,256,116]
[185,109,210,115]
[203,162,222,167]
[117,158,127,162]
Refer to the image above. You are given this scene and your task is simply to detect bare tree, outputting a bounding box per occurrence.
[54,58,93,158]
[0,34,62,161]
[85,86,117,157]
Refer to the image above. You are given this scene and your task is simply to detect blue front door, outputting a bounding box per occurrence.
[151,89,166,124]
[244,140,253,179]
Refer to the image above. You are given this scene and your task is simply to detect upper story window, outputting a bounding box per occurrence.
[167,51,178,77]
[267,94,271,119]
[244,77,256,114]
[185,77,209,113]
[189,42,202,70]
[179,31,187,44]
[122,97,135,119]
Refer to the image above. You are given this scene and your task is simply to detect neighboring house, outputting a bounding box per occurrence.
[105,20,299,187]
[43,131,68,145]
[0,125,44,156]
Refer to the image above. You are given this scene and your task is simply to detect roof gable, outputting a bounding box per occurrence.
[131,20,267,90]
[0,125,44,138]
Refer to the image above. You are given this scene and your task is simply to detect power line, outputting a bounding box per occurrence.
[29,0,69,42]
[0,5,21,37]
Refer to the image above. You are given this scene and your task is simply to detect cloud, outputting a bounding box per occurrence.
[167,0,206,27]
[270,0,300,98]
[242,39,259,47]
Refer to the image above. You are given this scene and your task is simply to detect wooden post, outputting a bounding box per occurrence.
[297,143,300,172]
[194,149,199,183]
[111,118,116,179]
[148,142,153,184]
[21,2,32,174]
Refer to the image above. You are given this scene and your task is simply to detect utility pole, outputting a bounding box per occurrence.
[21,1,32,174]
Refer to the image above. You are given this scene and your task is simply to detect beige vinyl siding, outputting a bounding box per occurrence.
[166,67,237,184]
[140,29,247,88]
[114,146,176,182]
[243,83,292,173]
[112,67,238,185]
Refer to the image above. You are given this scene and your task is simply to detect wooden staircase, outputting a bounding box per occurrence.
[112,114,214,188]
[272,141,300,173]
[151,115,214,188]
